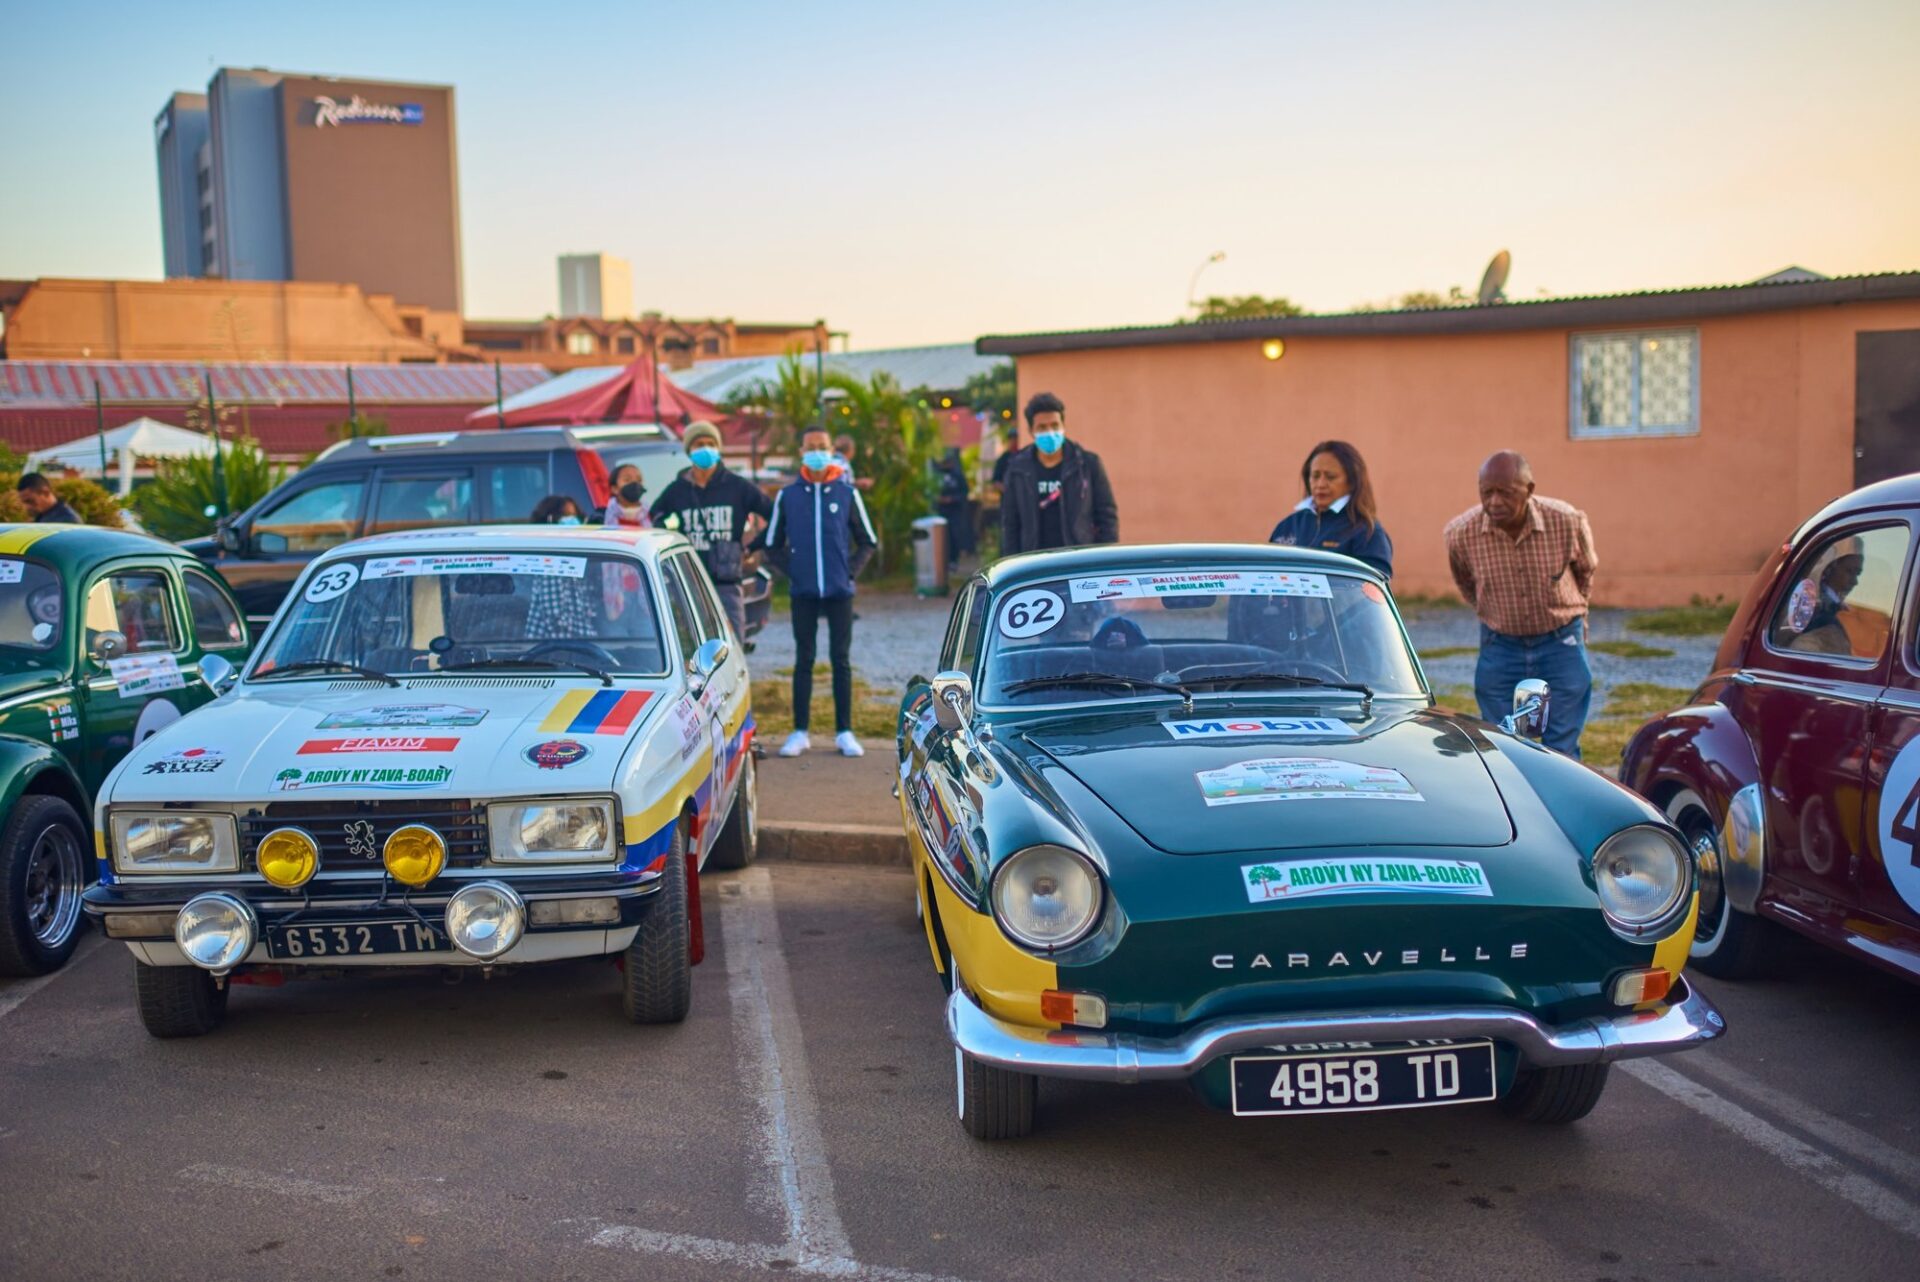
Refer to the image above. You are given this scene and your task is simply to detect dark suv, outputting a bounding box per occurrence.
[192,425,769,637]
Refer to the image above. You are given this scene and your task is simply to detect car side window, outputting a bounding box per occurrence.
[84,572,180,656]
[938,584,972,670]
[253,478,366,554]
[956,585,989,675]
[487,461,549,522]
[182,569,247,650]
[659,558,703,665]
[1765,524,1910,663]
[673,554,729,644]
[369,473,475,536]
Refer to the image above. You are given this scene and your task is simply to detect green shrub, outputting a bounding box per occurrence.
[127,438,284,541]
[0,472,127,529]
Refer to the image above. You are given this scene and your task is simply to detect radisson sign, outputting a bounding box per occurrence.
[312,95,425,128]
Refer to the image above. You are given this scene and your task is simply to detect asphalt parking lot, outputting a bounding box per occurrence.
[2,863,1914,1282]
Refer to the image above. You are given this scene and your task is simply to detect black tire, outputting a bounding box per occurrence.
[1499,1062,1610,1124]
[957,1047,1037,1140]
[135,961,228,1038]
[624,821,692,1024]
[0,795,89,978]
[705,755,758,870]
[1666,790,1772,979]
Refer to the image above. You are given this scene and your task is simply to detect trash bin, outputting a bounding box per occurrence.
[912,516,949,596]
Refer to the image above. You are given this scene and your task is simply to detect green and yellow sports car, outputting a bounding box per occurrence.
[896,545,1724,1140]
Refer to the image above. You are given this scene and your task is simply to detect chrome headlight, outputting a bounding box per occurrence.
[174,893,256,971]
[111,811,239,875]
[487,800,617,863]
[1593,826,1689,934]
[445,881,526,960]
[991,844,1103,952]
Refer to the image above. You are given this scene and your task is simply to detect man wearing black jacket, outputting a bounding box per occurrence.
[649,421,772,642]
[1000,392,1118,555]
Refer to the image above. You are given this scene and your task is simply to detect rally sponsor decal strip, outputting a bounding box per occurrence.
[298,736,459,754]
[1164,716,1356,740]
[272,765,453,793]
[1068,570,1333,602]
[1240,857,1492,903]
[316,703,487,729]
[108,653,185,696]
[540,688,653,735]
[1197,757,1423,806]
[141,747,225,775]
[362,553,586,580]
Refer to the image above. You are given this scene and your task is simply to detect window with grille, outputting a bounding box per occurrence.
[1569,329,1698,438]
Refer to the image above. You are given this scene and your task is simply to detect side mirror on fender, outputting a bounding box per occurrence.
[931,670,973,731]
[1502,678,1551,739]
[687,637,730,697]
[90,631,129,666]
[200,653,238,695]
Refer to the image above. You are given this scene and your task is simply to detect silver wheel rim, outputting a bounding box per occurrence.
[25,821,83,949]
[1690,825,1727,948]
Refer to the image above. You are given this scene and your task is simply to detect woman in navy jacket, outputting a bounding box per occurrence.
[1268,439,1393,578]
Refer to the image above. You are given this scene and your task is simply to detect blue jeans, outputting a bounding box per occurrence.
[1474,619,1592,758]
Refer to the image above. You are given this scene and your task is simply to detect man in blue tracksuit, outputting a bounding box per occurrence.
[759,425,878,757]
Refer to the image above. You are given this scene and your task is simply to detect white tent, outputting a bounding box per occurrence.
[27,418,217,495]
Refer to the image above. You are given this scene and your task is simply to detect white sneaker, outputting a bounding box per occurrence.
[778,730,811,757]
[835,730,865,757]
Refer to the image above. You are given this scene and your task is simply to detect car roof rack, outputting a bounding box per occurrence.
[311,426,585,463]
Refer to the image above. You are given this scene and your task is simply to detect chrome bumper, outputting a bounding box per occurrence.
[947,978,1726,1084]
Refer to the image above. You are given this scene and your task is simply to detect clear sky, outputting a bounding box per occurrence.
[3,0,1917,349]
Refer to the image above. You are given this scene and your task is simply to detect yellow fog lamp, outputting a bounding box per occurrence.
[383,824,447,888]
[256,828,319,889]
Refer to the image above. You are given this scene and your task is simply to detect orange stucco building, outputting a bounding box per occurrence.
[979,273,1920,606]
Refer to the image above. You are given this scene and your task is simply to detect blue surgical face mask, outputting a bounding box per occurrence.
[689,446,721,470]
[557,515,582,526]
[802,449,834,473]
[1034,430,1065,455]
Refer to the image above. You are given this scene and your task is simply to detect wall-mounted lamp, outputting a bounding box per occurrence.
[1261,339,1285,362]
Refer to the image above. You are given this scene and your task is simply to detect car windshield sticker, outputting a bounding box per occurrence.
[1164,717,1357,740]
[1874,734,1920,915]
[272,764,453,793]
[141,746,225,775]
[0,559,23,584]
[1240,857,1491,902]
[108,653,185,696]
[317,703,487,729]
[525,739,591,769]
[540,688,654,734]
[1197,757,1423,806]
[303,562,359,603]
[298,736,459,754]
[362,553,588,580]
[999,587,1065,638]
[1068,571,1333,602]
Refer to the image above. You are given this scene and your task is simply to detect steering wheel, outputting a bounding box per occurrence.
[524,639,621,668]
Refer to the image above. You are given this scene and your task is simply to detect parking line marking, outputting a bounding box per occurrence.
[177,1162,367,1205]
[1621,1059,1920,1241]
[1676,1053,1920,1189]
[0,933,102,1023]
[589,1223,967,1282]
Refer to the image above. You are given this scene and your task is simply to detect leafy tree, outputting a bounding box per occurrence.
[0,471,126,529]
[962,361,1016,426]
[1189,294,1305,321]
[127,438,284,541]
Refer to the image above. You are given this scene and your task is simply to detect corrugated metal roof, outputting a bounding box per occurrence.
[976,271,1920,356]
[0,360,553,408]
[666,343,1002,403]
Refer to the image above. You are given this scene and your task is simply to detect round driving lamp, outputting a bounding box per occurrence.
[991,845,1103,952]
[445,880,526,960]
[174,892,257,972]
[256,828,319,889]
[382,824,447,888]
[1593,827,1689,933]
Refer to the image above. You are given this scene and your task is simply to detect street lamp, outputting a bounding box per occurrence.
[1187,251,1226,312]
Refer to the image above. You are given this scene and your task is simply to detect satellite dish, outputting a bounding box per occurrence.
[1477,250,1511,305]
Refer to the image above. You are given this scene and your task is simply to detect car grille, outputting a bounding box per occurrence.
[239,800,490,873]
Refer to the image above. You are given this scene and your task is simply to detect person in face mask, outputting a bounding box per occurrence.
[999,391,1119,556]
[649,420,773,643]
[604,463,652,528]
[756,424,878,757]
[530,495,585,525]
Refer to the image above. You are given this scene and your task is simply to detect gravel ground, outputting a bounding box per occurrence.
[748,590,955,690]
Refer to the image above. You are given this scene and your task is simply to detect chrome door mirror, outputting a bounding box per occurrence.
[687,637,731,697]
[1502,678,1551,739]
[931,670,973,731]
[90,631,128,666]
[200,653,237,695]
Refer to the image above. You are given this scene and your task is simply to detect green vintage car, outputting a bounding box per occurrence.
[0,524,249,975]
[897,545,1725,1139]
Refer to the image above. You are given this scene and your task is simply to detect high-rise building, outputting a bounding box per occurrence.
[558,253,633,320]
[154,68,463,312]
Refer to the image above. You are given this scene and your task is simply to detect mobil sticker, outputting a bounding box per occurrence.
[1163,717,1356,741]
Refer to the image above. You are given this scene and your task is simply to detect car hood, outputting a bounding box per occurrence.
[109,678,666,803]
[1021,703,1513,855]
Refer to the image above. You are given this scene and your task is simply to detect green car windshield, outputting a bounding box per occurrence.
[251,551,668,679]
[981,568,1424,705]
[0,558,65,669]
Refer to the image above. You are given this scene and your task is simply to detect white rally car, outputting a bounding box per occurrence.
[82,527,756,1036]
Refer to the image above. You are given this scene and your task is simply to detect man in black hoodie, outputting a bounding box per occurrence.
[649,421,773,641]
[1000,392,1118,556]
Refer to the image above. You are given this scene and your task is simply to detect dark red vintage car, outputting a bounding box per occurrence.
[1623,474,1920,984]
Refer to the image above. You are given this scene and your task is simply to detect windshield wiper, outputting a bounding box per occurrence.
[1003,671,1193,704]
[255,659,401,687]
[441,656,612,686]
[1170,667,1374,704]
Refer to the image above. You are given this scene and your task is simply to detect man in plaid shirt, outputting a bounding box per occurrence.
[1443,451,1599,757]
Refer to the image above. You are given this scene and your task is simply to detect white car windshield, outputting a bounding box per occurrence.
[982,568,1423,704]
[252,551,666,679]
